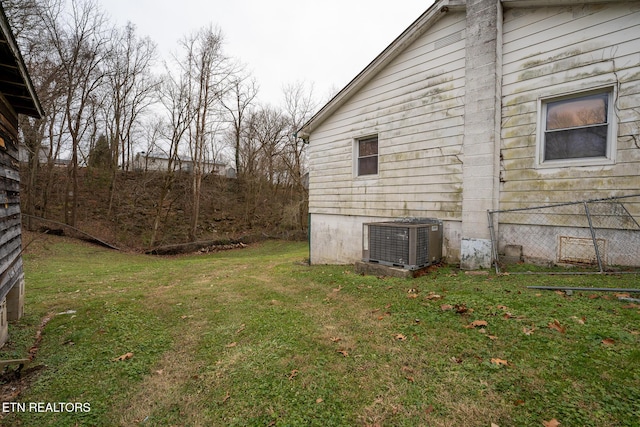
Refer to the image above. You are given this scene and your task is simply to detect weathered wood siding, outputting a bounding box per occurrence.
[309,11,466,220]
[0,98,22,304]
[501,3,640,213]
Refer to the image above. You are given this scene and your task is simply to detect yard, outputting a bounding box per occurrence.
[1,234,639,426]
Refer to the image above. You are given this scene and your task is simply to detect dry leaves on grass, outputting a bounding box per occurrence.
[337,350,349,357]
[602,338,615,346]
[112,352,134,362]
[425,292,443,300]
[394,334,407,341]
[225,342,237,348]
[523,326,536,336]
[288,369,299,380]
[465,320,488,328]
[548,319,566,334]
[490,358,508,366]
[543,419,561,427]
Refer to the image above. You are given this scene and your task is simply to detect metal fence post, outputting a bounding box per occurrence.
[583,202,604,273]
[487,210,500,274]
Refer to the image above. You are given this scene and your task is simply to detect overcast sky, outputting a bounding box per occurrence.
[101,1,435,106]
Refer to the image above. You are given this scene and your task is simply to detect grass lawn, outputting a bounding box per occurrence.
[1,234,639,426]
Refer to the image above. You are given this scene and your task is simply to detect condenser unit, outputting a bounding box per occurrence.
[362,219,443,270]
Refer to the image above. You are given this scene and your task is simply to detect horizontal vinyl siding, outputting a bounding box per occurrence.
[500,3,640,215]
[309,12,466,220]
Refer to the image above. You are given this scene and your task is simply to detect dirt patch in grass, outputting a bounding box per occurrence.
[0,365,46,408]
[113,319,209,426]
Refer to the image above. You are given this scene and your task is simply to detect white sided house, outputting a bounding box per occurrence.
[298,0,640,269]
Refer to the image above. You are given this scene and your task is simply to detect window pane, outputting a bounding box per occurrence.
[359,156,378,175]
[544,125,608,160]
[359,139,378,157]
[546,93,607,130]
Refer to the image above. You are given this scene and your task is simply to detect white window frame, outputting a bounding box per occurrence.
[536,87,616,168]
[353,134,379,178]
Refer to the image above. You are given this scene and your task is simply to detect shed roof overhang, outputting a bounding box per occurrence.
[0,6,44,119]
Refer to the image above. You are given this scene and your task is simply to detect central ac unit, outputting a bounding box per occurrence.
[362,219,443,270]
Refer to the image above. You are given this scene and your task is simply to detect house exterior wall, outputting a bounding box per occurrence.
[306,0,640,268]
[500,3,640,211]
[308,11,467,264]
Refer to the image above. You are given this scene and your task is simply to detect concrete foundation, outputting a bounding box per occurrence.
[6,277,24,321]
[460,238,493,270]
[355,261,431,279]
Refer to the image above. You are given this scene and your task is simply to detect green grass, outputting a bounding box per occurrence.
[1,235,639,426]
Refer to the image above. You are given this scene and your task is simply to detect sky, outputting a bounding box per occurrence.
[101,1,435,106]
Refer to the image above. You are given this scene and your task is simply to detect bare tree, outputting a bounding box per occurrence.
[281,81,317,229]
[102,22,158,215]
[40,0,108,226]
[180,25,235,241]
[221,75,258,176]
[149,64,194,247]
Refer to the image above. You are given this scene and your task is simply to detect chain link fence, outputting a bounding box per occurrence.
[488,194,640,274]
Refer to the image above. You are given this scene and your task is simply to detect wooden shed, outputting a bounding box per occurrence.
[0,6,44,346]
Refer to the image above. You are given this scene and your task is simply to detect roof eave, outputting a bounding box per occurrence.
[0,5,44,119]
[299,0,463,139]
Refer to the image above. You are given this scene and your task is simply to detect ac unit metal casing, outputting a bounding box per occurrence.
[362,219,443,270]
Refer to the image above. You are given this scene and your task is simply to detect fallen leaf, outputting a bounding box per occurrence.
[441,304,454,311]
[523,326,536,336]
[548,319,566,334]
[490,358,508,366]
[514,399,525,406]
[503,312,515,319]
[407,293,419,299]
[316,398,323,404]
[288,369,299,380]
[543,419,560,427]
[488,335,498,340]
[337,350,349,357]
[497,305,508,310]
[602,338,615,346]
[394,334,407,341]
[113,352,134,362]
[406,376,415,382]
[425,404,434,415]
[222,391,230,404]
[491,423,500,427]
[154,369,163,375]
[622,303,640,309]
[425,293,443,300]
[330,337,342,343]
[450,356,463,364]
[332,285,342,292]
[588,294,599,299]
[225,342,237,348]
[470,320,488,328]
[236,324,246,334]
[455,304,469,314]
[615,293,631,298]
